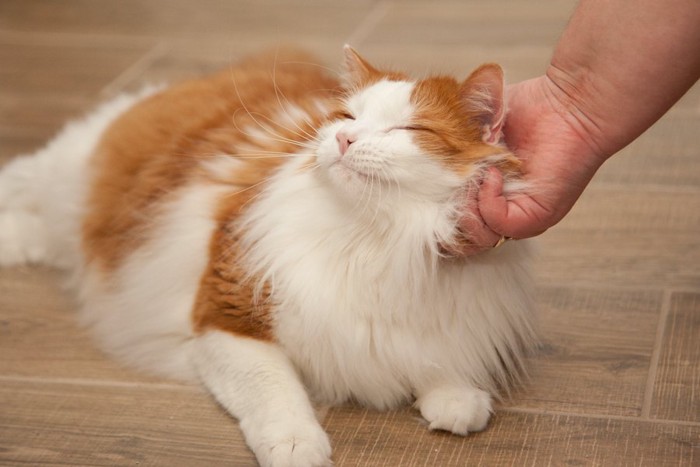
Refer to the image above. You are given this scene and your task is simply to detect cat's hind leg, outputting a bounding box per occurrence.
[0,89,159,269]
[193,330,332,467]
[415,385,492,435]
[0,155,52,266]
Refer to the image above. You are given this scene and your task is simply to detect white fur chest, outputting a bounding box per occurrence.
[239,163,536,409]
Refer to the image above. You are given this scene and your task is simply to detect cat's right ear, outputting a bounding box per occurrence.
[342,45,379,89]
[460,64,506,145]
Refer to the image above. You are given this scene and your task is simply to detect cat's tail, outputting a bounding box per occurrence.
[0,89,159,270]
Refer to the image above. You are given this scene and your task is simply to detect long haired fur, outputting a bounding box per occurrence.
[0,47,537,467]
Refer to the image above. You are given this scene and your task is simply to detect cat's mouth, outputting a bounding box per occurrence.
[330,159,370,181]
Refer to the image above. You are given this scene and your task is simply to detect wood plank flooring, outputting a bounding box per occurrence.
[1,1,698,465]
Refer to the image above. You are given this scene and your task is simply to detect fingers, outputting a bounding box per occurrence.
[477,168,511,234]
[442,166,555,257]
[478,167,551,239]
[440,174,502,257]
[451,212,502,256]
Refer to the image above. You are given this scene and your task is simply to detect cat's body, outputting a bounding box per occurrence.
[0,47,537,466]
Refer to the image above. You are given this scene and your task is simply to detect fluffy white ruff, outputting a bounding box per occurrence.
[237,79,537,409]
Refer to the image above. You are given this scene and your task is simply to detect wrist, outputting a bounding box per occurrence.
[542,64,610,165]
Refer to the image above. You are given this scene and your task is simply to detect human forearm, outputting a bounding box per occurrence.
[459,0,700,247]
[546,0,700,160]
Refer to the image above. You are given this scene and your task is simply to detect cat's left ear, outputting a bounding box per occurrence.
[342,45,379,89]
[460,64,506,145]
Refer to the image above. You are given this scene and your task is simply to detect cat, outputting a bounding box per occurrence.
[0,46,537,466]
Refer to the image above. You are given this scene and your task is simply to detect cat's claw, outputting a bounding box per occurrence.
[416,386,492,436]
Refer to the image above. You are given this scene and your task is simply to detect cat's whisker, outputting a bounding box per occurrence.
[380,164,403,202]
[371,169,385,225]
[271,57,319,142]
[235,155,306,160]
[364,169,380,223]
[248,109,316,145]
[230,108,312,150]
[204,148,315,158]
[219,177,271,201]
[228,72,317,150]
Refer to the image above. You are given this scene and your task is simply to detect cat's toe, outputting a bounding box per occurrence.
[417,386,492,436]
[254,420,332,467]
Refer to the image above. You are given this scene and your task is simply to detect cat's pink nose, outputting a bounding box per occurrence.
[335,130,356,156]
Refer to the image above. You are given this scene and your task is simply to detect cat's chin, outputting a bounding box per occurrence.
[324,161,374,197]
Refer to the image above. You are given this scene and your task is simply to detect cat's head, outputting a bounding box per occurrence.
[315,46,519,208]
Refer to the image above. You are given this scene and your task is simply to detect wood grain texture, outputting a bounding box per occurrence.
[1,0,699,465]
[535,189,700,290]
[354,0,567,83]
[0,380,254,466]
[0,267,167,383]
[0,37,150,157]
[651,292,700,422]
[514,287,661,416]
[363,0,574,47]
[324,406,699,467]
[0,129,45,165]
[0,41,148,98]
[0,0,376,39]
[594,116,700,188]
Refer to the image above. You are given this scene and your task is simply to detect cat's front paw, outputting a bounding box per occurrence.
[250,419,332,467]
[416,386,492,435]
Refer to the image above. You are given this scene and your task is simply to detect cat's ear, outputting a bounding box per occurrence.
[460,64,506,145]
[342,45,378,88]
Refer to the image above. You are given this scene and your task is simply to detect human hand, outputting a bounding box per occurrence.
[450,75,607,255]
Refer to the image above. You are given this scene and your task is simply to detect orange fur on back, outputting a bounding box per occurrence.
[83,49,339,338]
[81,49,521,342]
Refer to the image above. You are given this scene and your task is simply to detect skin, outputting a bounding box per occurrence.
[458,0,700,253]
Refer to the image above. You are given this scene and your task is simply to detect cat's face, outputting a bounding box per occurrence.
[316,79,453,201]
[314,47,516,207]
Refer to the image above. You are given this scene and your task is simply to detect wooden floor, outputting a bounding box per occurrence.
[1,1,698,465]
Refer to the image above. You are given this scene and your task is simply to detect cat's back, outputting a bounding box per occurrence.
[64,49,340,378]
[83,48,340,271]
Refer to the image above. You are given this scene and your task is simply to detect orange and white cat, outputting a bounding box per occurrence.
[0,47,537,466]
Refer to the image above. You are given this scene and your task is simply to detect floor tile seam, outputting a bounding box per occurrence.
[534,284,700,298]
[641,289,672,419]
[99,41,170,97]
[502,406,700,428]
[0,374,199,392]
[0,29,155,48]
[344,0,392,46]
[587,182,700,195]
[533,281,667,295]
[533,279,700,295]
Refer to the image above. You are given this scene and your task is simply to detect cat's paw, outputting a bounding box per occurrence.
[416,386,492,435]
[251,419,332,467]
[0,210,47,266]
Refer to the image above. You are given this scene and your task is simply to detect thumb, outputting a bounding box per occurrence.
[478,168,551,239]
[477,168,510,234]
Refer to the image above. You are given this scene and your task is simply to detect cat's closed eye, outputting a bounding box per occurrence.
[393,125,434,133]
[330,110,355,121]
